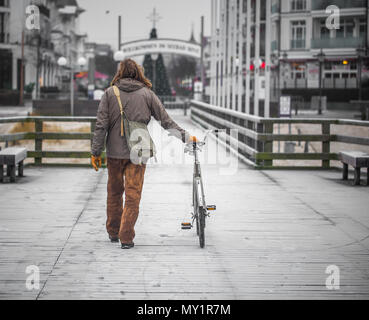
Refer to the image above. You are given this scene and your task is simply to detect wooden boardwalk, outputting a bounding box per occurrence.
[1,114,369,300]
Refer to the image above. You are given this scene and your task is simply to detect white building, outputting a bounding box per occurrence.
[0,0,86,95]
[209,0,369,117]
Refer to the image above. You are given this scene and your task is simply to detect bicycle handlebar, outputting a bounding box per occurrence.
[184,129,226,154]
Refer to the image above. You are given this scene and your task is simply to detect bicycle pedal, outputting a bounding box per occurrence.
[181,222,192,230]
[207,205,216,211]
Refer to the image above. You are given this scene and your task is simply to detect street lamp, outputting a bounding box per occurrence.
[77,57,87,68]
[316,49,325,115]
[57,55,87,116]
[114,51,125,63]
[356,47,365,102]
[235,57,240,67]
[282,51,288,89]
[151,53,159,92]
[271,53,279,98]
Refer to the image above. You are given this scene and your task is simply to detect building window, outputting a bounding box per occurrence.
[0,0,10,7]
[0,50,12,89]
[359,18,366,37]
[291,0,306,11]
[319,19,330,39]
[291,62,306,79]
[0,12,6,43]
[291,20,306,49]
[324,61,357,79]
[336,18,355,38]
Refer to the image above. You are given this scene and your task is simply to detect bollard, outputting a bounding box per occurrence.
[297,129,302,146]
[304,141,309,153]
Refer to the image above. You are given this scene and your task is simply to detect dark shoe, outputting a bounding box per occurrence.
[109,235,119,243]
[121,242,134,249]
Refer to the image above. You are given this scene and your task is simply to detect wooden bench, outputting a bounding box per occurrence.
[339,151,369,186]
[0,147,27,183]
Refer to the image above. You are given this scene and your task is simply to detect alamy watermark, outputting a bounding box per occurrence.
[25,5,40,30]
[134,124,239,176]
[25,265,40,291]
[326,5,340,30]
[325,265,340,290]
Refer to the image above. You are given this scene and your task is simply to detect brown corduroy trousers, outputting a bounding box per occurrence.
[106,158,146,244]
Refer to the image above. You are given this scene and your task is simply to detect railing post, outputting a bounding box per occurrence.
[90,120,96,150]
[255,122,264,167]
[35,119,43,165]
[264,122,273,167]
[90,119,96,165]
[184,101,188,116]
[322,122,330,168]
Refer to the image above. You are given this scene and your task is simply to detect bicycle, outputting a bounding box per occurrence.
[181,130,219,248]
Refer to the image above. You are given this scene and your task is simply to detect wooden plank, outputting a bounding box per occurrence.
[257,134,330,142]
[264,122,273,167]
[34,120,43,165]
[255,153,338,161]
[191,100,263,123]
[192,108,258,140]
[0,133,33,142]
[0,133,93,143]
[333,135,369,146]
[337,119,369,127]
[27,151,92,159]
[35,132,93,140]
[322,123,330,169]
[0,116,96,124]
[261,118,339,125]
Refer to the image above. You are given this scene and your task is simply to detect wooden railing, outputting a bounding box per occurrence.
[191,100,369,169]
[1,110,369,170]
[0,116,99,166]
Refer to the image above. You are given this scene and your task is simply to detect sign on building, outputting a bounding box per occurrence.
[120,39,201,59]
[279,96,291,118]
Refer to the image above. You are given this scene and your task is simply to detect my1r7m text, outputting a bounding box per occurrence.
[137,304,231,317]
[182,304,231,315]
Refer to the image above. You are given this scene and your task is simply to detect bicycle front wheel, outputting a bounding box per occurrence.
[198,208,206,248]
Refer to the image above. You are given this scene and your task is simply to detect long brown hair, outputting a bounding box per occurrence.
[111,58,152,89]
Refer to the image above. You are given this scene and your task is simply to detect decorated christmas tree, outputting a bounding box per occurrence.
[142,12,171,96]
[142,54,153,83]
[154,53,171,96]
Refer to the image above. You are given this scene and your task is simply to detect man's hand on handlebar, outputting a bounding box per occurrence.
[189,136,198,143]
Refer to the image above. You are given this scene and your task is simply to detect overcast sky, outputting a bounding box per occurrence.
[78,0,211,51]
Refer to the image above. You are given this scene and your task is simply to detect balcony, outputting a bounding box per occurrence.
[271,3,279,14]
[290,39,306,50]
[311,36,365,49]
[0,0,9,7]
[271,40,279,51]
[38,4,50,18]
[0,32,9,44]
[311,0,366,10]
[281,78,358,89]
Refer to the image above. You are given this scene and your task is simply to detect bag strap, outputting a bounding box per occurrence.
[112,85,124,137]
